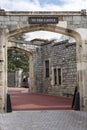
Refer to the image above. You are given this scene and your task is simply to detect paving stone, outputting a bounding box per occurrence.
[0,110,87,130]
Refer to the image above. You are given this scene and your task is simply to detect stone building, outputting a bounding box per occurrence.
[30,39,77,97]
[8,38,77,97]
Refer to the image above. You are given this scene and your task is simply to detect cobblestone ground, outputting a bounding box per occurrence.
[0,110,87,130]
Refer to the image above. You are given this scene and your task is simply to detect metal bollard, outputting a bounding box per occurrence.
[74,92,80,110]
[7,93,12,113]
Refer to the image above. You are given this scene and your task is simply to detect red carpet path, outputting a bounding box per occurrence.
[8,87,73,111]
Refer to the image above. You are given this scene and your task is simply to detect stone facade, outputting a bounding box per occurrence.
[31,39,77,97]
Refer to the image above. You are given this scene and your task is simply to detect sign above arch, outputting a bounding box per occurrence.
[28,16,58,24]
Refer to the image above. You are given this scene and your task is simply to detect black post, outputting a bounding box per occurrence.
[7,93,12,113]
[72,86,77,108]
[74,92,80,110]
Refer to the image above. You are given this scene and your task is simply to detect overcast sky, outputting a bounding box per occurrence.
[0,0,87,41]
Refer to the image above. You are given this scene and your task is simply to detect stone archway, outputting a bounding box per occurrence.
[8,25,83,100]
[8,42,36,93]
[8,25,85,110]
[0,9,87,112]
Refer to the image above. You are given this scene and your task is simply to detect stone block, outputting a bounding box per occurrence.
[10,16,20,21]
[73,16,82,21]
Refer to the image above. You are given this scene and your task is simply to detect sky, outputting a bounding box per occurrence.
[0,0,87,41]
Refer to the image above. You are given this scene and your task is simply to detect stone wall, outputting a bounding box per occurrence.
[34,40,77,96]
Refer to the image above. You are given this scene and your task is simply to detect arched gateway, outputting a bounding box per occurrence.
[0,8,87,112]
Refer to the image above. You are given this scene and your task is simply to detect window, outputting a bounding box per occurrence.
[58,68,62,85]
[45,60,49,78]
[54,68,57,85]
[53,68,62,85]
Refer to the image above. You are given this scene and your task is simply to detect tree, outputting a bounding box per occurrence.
[8,50,29,72]
[8,34,29,72]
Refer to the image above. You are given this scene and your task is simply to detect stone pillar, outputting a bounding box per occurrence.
[15,68,23,87]
[76,29,87,110]
[0,27,8,112]
[29,54,36,92]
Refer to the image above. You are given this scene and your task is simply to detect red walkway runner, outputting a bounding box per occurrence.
[8,87,73,110]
